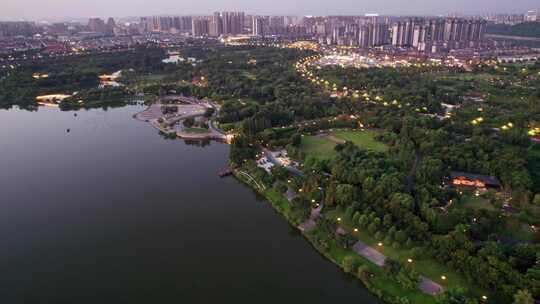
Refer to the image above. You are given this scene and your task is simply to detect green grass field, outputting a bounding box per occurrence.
[184,127,210,134]
[299,135,338,160]
[299,130,387,160]
[333,130,388,152]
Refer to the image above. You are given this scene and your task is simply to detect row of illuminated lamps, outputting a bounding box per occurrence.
[294,180,490,301]
[335,216,490,302]
[334,219,437,276]
[529,127,540,137]
[494,65,540,75]
[471,117,516,131]
[295,56,403,107]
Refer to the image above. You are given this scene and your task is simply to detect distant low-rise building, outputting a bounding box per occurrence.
[450,171,502,190]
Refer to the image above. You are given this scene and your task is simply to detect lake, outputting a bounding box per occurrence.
[0,105,379,303]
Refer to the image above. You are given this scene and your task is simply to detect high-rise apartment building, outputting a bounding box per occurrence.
[525,10,538,22]
[252,16,266,36]
[192,18,210,36]
[0,21,38,37]
[88,18,107,33]
[210,12,245,37]
[391,17,486,51]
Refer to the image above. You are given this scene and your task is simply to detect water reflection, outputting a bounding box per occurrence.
[0,105,379,304]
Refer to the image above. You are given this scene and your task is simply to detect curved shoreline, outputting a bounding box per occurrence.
[133,97,230,142]
[232,170,437,304]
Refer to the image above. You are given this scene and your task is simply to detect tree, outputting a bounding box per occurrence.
[342,256,357,273]
[359,214,369,227]
[383,214,393,228]
[271,166,289,181]
[397,268,420,291]
[357,265,371,281]
[291,133,302,147]
[183,117,195,128]
[335,184,357,206]
[533,194,540,205]
[383,258,402,276]
[368,222,379,234]
[203,107,215,118]
[349,210,358,220]
[274,181,288,194]
[514,290,534,304]
[436,287,478,304]
[229,135,256,165]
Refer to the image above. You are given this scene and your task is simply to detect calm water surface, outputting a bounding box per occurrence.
[0,105,379,303]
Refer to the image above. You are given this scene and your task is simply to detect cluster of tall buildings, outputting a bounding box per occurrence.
[209,12,245,36]
[0,22,39,38]
[191,13,302,37]
[392,18,487,52]
[251,16,301,36]
[139,16,193,34]
[190,12,245,37]
[482,9,538,25]
[87,18,117,35]
[303,16,392,47]
[144,12,246,37]
[305,16,488,52]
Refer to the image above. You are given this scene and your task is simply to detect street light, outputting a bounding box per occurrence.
[441,275,447,281]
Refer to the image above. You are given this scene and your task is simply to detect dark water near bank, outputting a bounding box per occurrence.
[0,105,379,303]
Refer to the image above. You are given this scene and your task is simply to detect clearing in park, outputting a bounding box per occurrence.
[300,130,387,160]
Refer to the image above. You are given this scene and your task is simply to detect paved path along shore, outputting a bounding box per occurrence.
[352,240,386,266]
[350,237,443,295]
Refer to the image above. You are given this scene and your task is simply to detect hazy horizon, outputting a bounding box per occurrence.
[1,0,539,21]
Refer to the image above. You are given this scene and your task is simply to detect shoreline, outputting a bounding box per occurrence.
[232,170,437,304]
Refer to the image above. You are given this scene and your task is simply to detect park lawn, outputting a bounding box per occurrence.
[265,189,292,214]
[299,135,338,160]
[333,130,387,152]
[300,130,387,160]
[325,209,486,298]
[184,127,210,134]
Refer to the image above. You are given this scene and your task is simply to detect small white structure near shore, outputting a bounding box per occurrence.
[257,157,274,173]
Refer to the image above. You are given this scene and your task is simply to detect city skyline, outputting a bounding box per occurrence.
[1,0,539,21]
